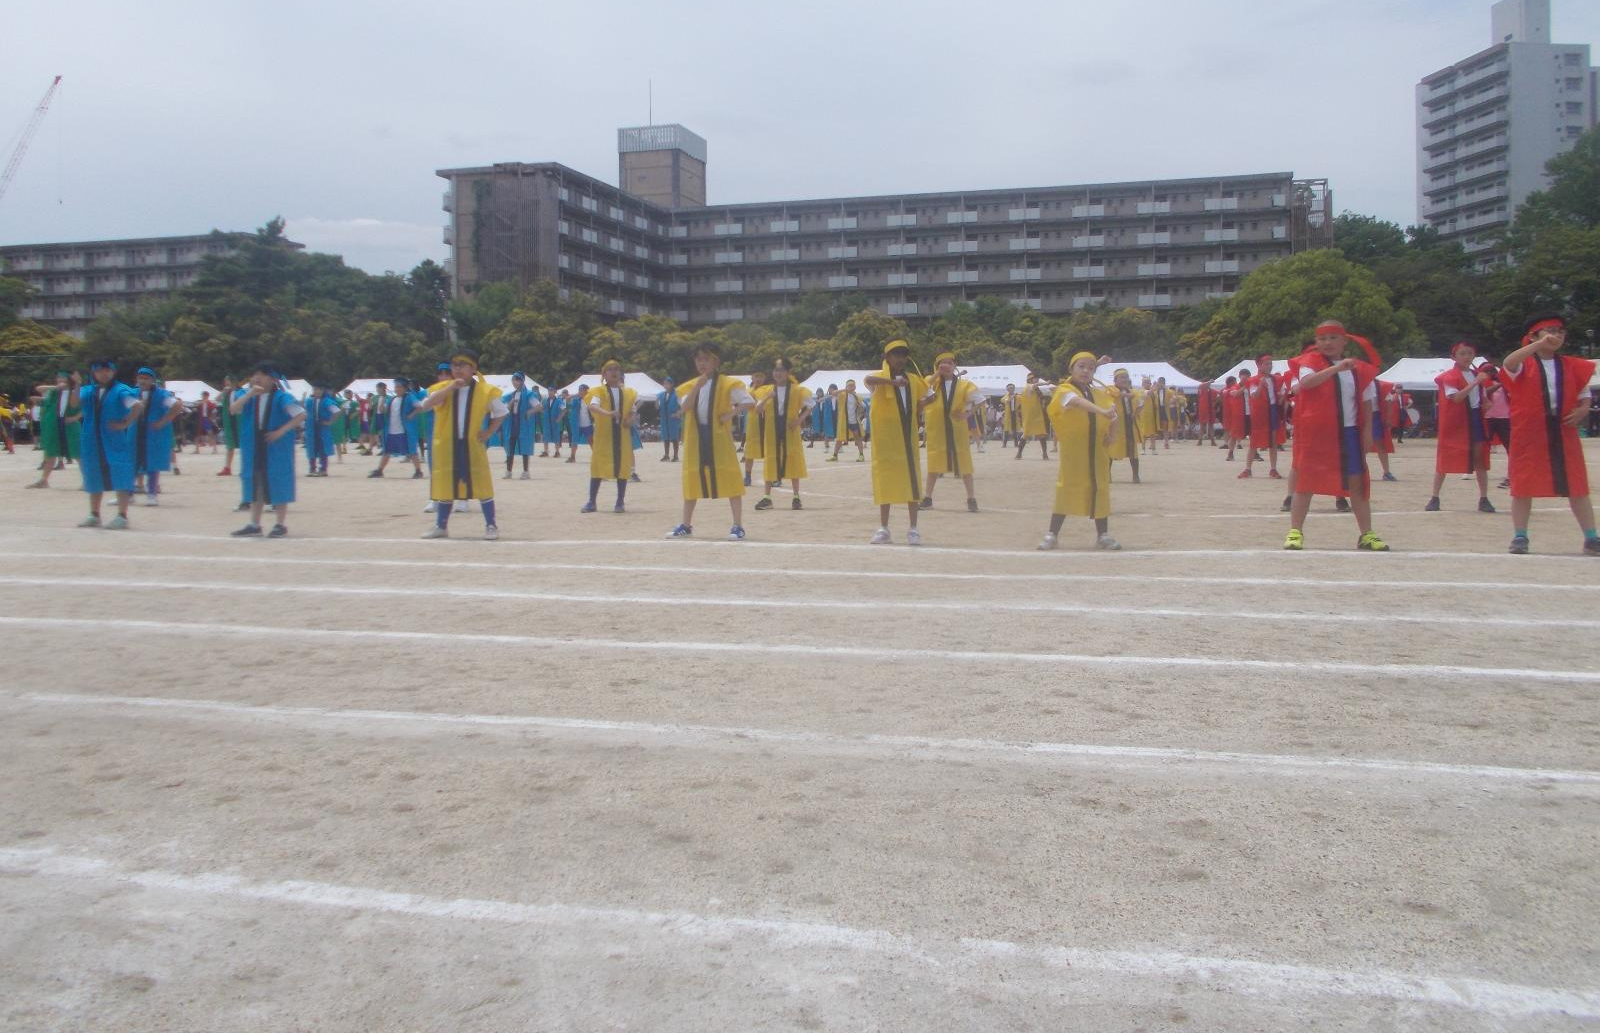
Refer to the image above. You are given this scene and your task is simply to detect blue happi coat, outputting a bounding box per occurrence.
[239,387,302,505]
[78,381,140,494]
[303,393,339,463]
[134,386,177,474]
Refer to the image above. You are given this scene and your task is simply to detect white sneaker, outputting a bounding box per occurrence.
[1036,532,1058,551]
[483,525,499,541]
[869,527,891,545]
[423,501,437,513]
[519,471,530,480]
[421,526,448,539]
[1095,533,1122,551]
[453,500,470,513]
[906,527,922,546]
[144,496,159,506]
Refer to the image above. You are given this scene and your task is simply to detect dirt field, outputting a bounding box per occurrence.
[1,434,1597,1032]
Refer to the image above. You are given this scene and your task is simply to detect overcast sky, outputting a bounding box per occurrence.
[3,0,1597,276]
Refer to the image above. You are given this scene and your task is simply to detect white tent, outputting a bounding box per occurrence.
[342,377,404,397]
[558,371,669,400]
[1105,361,1201,392]
[162,379,220,404]
[281,378,312,398]
[799,369,876,399]
[481,373,548,395]
[961,364,1036,397]
[1377,357,1455,391]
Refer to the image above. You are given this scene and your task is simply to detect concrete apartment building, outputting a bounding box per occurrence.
[439,126,1332,326]
[0,232,257,337]
[1416,0,1597,265]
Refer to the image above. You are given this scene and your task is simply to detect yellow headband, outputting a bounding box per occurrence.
[883,339,911,357]
[934,351,956,365]
[601,359,622,373]
[1069,351,1097,369]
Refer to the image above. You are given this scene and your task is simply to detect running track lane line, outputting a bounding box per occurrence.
[13,691,1599,785]
[0,528,1590,562]
[1,551,1593,593]
[6,575,1597,631]
[3,616,1597,683]
[1,846,1595,1021]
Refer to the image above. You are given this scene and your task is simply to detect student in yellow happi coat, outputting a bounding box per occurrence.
[1017,373,1054,460]
[582,359,639,513]
[921,351,982,512]
[1038,351,1121,552]
[753,357,814,511]
[1105,368,1144,484]
[1000,384,1024,447]
[414,349,507,540]
[865,340,931,545]
[742,370,768,487]
[1136,376,1161,454]
[667,341,755,540]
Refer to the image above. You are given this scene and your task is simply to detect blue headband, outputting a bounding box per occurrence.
[137,367,157,378]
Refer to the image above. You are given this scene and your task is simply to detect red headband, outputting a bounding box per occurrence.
[1527,318,1565,337]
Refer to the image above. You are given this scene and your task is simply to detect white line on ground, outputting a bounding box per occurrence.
[1,846,1593,1020]
[3,616,1596,683]
[5,574,1594,630]
[1,549,1591,593]
[16,691,1599,785]
[0,528,1586,562]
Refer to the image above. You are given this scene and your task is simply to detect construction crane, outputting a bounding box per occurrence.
[0,75,63,206]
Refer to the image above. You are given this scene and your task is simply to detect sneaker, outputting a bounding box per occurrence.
[869,527,892,545]
[1508,535,1529,555]
[105,515,129,530]
[423,501,437,513]
[235,501,250,512]
[1477,497,1497,514]
[827,455,838,463]
[919,496,933,509]
[1280,496,1292,513]
[754,497,773,511]
[1497,478,1509,490]
[743,474,751,486]
[729,525,746,541]
[1335,497,1350,513]
[1268,469,1282,480]
[855,454,864,463]
[906,527,923,546]
[144,496,159,506]
[504,470,514,479]
[665,523,693,539]
[967,498,978,513]
[412,470,424,480]
[613,502,625,513]
[580,501,597,513]
[520,471,530,480]
[1095,533,1121,551]
[483,525,499,541]
[1382,471,1398,482]
[1584,538,1600,557]
[453,501,469,514]
[268,524,288,538]
[1237,469,1252,479]
[78,514,101,528]
[1357,531,1390,552]
[420,526,448,540]
[1283,529,1304,551]
[231,523,262,537]
[630,472,641,483]
[1424,497,1440,512]
[1036,532,1058,551]
[791,497,803,510]
[367,469,383,478]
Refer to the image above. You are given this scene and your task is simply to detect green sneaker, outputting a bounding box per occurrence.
[77,514,100,528]
[105,515,129,530]
[1357,531,1389,552]
[1283,529,1304,551]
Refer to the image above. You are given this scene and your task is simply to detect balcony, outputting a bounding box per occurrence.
[1072,204,1105,218]
[1205,260,1240,273]
[1204,198,1239,211]
[769,248,799,261]
[1011,298,1043,310]
[887,272,917,286]
[827,275,858,288]
[827,217,857,230]
[1009,237,1042,251]
[713,223,743,236]
[1136,201,1170,215]
[1072,296,1100,310]
[1137,293,1172,308]
[886,302,918,316]
[1204,229,1240,243]
[770,277,799,290]
[769,219,798,232]
[442,190,454,212]
[887,243,917,257]
[713,279,744,292]
[1072,266,1106,279]
[1008,207,1041,221]
[1137,263,1171,276]
[886,213,917,227]
[713,308,744,322]
[945,211,978,224]
[713,252,744,264]
[947,270,978,283]
[1009,268,1042,281]
[1137,232,1171,246]
[946,241,978,254]
[1072,235,1106,248]
[827,246,858,259]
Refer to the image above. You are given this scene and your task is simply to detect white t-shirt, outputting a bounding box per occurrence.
[387,396,406,435]
[57,391,69,417]
[1298,366,1376,428]
[453,383,509,436]
[1502,358,1561,410]
[257,391,303,430]
[696,380,754,423]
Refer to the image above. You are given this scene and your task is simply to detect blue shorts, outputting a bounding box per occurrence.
[385,432,411,455]
[1341,426,1364,477]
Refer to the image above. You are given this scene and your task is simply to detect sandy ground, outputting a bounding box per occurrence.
[0,433,1597,1032]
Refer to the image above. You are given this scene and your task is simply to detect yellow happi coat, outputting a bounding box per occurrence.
[760,381,811,483]
[679,374,745,500]
[1138,387,1163,436]
[834,390,865,443]
[1048,380,1114,519]
[585,384,638,481]
[429,377,502,501]
[1001,392,1023,437]
[924,375,979,475]
[869,369,927,505]
[1020,383,1051,437]
[1106,388,1144,461]
[744,384,769,461]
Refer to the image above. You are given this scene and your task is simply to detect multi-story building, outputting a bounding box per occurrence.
[0,232,267,337]
[439,127,1331,326]
[1416,0,1597,265]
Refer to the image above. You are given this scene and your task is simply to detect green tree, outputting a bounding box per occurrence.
[0,319,75,401]
[1176,249,1423,375]
[763,291,868,344]
[1051,308,1177,373]
[831,309,912,368]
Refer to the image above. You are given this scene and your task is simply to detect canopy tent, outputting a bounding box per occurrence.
[162,380,220,404]
[960,364,1036,398]
[341,377,405,397]
[281,379,312,398]
[1376,357,1456,391]
[481,373,549,395]
[1102,361,1202,392]
[558,371,669,401]
[799,369,876,399]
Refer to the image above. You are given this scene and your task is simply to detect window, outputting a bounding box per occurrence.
[580,228,599,244]
[609,205,624,220]
[580,196,598,212]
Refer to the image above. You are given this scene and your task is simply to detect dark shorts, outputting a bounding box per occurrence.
[385,432,411,455]
[1341,426,1364,477]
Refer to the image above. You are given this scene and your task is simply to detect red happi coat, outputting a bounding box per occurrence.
[1196,382,1216,424]
[1222,386,1245,440]
[1247,373,1287,448]
[1290,352,1376,497]
[1367,380,1399,455]
[1503,353,1595,498]
[1433,366,1489,474]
